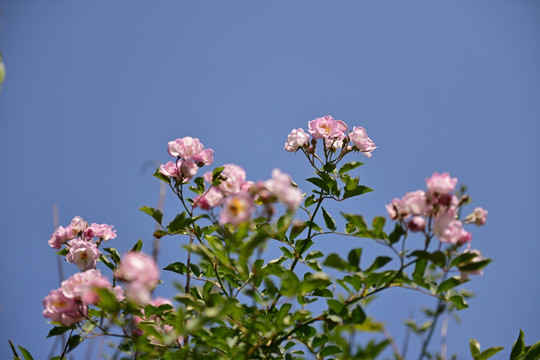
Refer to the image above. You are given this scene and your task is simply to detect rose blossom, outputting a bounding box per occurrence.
[218,164,247,196]
[116,252,160,305]
[433,209,470,245]
[66,239,101,271]
[167,136,205,159]
[284,128,310,152]
[426,172,458,195]
[180,159,199,178]
[193,187,225,210]
[191,148,214,165]
[159,161,180,179]
[48,225,75,249]
[401,190,428,216]
[325,130,347,150]
[385,198,403,220]
[264,169,303,210]
[473,207,488,226]
[42,288,86,326]
[407,216,426,232]
[348,126,377,157]
[219,191,254,225]
[61,269,110,300]
[70,216,88,234]
[89,223,117,241]
[307,115,348,140]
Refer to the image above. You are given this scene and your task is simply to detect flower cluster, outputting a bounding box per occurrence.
[192,164,302,225]
[284,115,377,157]
[42,269,123,326]
[385,172,487,246]
[159,137,214,181]
[48,216,116,271]
[115,251,160,305]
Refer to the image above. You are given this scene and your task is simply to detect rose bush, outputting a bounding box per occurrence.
[9,115,540,360]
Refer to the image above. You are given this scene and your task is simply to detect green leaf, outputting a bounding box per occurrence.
[290,221,307,240]
[327,299,345,314]
[430,251,447,268]
[139,206,163,224]
[449,294,468,310]
[323,163,337,173]
[164,262,187,275]
[304,195,317,208]
[343,185,373,199]
[130,239,143,252]
[338,161,363,175]
[305,250,324,261]
[345,305,366,324]
[212,166,225,184]
[168,212,192,233]
[280,270,300,296]
[320,345,343,357]
[413,258,428,284]
[458,259,492,272]
[17,346,34,360]
[322,207,337,231]
[437,277,463,294]
[470,338,481,358]
[476,347,504,360]
[524,339,540,360]
[341,213,367,232]
[306,177,329,192]
[47,325,75,338]
[153,169,171,184]
[103,247,121,265]
[99,254,115,271]
[510,330,525,359]
[449,252,479,268]
[347,248,362,271]
[388,223,406,244]
[323,253,348,271]
[366,256,392,273]
[67,334,83,353]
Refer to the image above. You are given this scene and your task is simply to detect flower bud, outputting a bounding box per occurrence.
[407,216,426,232]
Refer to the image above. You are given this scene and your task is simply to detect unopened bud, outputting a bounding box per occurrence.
[407,216,425,232]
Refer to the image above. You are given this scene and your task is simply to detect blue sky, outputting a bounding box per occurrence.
[0,1,539,358]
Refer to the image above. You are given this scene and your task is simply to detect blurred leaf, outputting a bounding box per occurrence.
[212,166,225,184]
[475,347,504,360]
[103,247,121,265]
[153,169,171,184]
[437,277,464,294]
[510,330,525,359]
[449,294,468,310]
[327,299,344,314]
[320,345,342,357]
[323,253,348,271]
[449,252,479,268]
[388,223,406,244]
[168,213,193,233]
[17,346,34,360]
[430,251,447,268]
[413,258,428,285]
[131,239,143,252]
[343,185,373,199]
[139,206,163,224]
[290,221,307,241]
[47,325,75,338]
[347,248,362,271]
[164,262,188,275]
[470,338,481,358]
[304,195,317,208]
[322,207,337,231]
[99,255,115,271]
[338,161,363,175]
[323,163,337,173]
[524,339,540,360]
[67,334,83,353]
[458,259,492,272]
[305,250,324,261]
[366,256,392,273]
[341,213,367,232]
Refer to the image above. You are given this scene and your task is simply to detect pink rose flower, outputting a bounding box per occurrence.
[284,128,310,152]
[324,130,347,150]
[401,190,428,216]
[307,115,348,140]
[116,252,160,305]
[48,225,74,249]
[218,164,247,196]
[433,209,465,245]
[66,239,101,271]
[193,187,225,210]
[192,148,214,165]
[70,216,88,234]
[88,223,117,241]
[348,126,377,157]
[61,269,109,300]
[180,159,199,179]
[407,216,426,232]
[473,207,488,226]
[219,191,254,225]
[42,288,86,326]
[159,161,180,179]
[426,172,458,195]
[385,198,403,220]
[167,136,205,159]
[264,169,303,210]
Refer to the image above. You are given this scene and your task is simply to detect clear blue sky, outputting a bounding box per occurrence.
[1,1,539,358]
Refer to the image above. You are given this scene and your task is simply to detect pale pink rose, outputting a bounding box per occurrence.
[219,192,254,225]
[167,137,204,159]
[82,227,95,240]
[385,198,403,220]
[426,172,458,195]
[159,161,180,179]
[348,126,377,157]
[458,229,473,245]
[473,207,488,226]
[433,209,464,245]
[116,252,160,304]
[42,288,87,326]
[192,148,214,165]
[407,216,426,232]
[264,169,303,210]
[284,128,310,152]
[219,164,247,196]
[401,190,428,216]
[61,269,109,300]
[70,216,88,234]
[48,225,74,249]
[307,115,348,139]
[180,159,199,179]
[66,239,101,271]
[193,187,224,210]
[324,130,347,150]
[89,223,117,241]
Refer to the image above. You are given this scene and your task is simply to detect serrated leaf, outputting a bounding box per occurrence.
[322,207,337,231]
[139,206,163,225]
[338,161,363,175]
